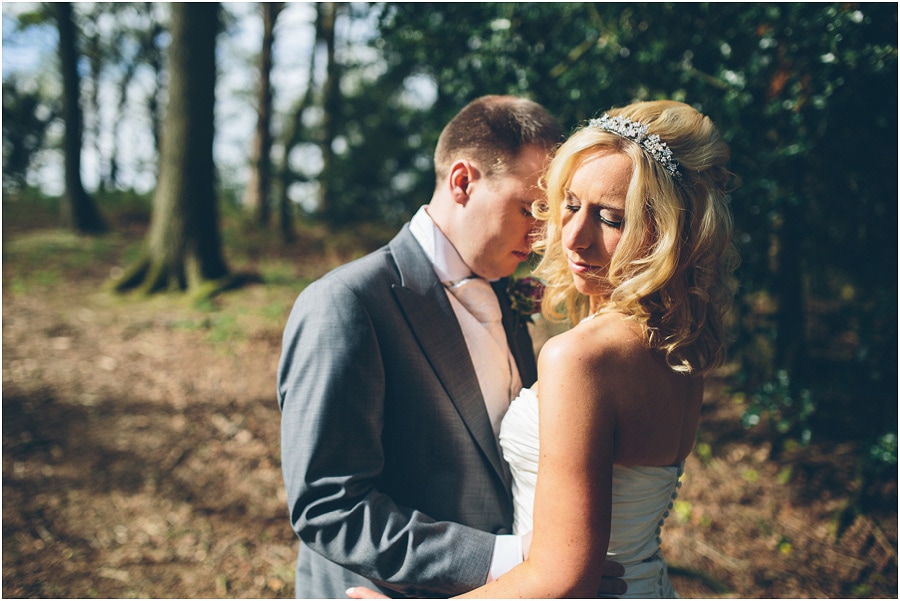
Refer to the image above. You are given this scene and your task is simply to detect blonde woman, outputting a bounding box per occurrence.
[350,100,737,598]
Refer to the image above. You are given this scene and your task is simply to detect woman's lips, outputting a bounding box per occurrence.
[568,258,600,274]
[513,251,530,261]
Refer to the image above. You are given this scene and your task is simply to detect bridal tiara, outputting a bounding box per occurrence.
[588,113,683,182]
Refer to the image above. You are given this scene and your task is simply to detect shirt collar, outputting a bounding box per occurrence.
[409,205,472,285]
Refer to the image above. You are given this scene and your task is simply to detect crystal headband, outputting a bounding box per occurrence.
[588,113,683,181]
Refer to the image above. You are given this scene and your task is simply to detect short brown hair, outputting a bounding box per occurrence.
[434,95,562,184]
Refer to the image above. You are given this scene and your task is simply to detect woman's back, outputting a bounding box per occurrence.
[551,311,703,468]
[489,311,704,597]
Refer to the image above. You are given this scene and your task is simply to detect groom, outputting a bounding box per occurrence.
[278,96,623,598]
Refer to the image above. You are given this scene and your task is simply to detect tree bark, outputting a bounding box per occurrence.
[244,2,283,227]
[112,2,229,296]
[55,2,107,233]
[138,5,166,164]
[276,4,324,243]
[774,201,807,377]
[83,18,106,191]
[318,2,339,219]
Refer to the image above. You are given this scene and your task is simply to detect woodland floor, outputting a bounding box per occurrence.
[2,204,897,598]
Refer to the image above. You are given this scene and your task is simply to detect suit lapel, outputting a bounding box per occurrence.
[493,279,538,388]
[389,227,511,490]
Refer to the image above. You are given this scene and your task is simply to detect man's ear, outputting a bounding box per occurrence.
[448,160,479,205]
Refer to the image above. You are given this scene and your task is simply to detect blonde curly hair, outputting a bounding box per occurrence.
[533,100,739,375]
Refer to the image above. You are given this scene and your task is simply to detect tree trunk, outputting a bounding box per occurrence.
[318,2,339,219]
[244,2,283,227]
[112,2,228,296]
[84,21,106,191]
[110,59,138,189]
[55,2,107,234]
[276,3,324,243]
[774,201,806,377]
[141,10,166,163]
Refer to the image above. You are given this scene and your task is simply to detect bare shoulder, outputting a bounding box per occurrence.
[534,314,639,450]
[539,312,644,370]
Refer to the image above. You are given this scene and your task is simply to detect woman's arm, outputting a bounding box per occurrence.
[458,328,618,598]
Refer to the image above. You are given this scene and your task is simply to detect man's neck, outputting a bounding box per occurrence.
[408,206,471,284]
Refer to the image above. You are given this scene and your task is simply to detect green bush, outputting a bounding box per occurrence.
[742,370,815,447]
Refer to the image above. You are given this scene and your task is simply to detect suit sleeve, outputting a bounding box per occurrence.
[277,277,497,597]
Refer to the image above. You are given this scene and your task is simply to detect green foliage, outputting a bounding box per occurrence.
[11,3,54,28]
[2,186,63,228]
[832,429,898,536]
[861,431,899,493]
[360,2,897,460]
[359,2,897,294]
[2,76,59,191]
[742,369,815,446]
[776,467,793,486]
[2,228,116,295]
[868,433,898,468]
[694,441,713,467]
[171,311,242,344]
[259,261,308,288]
[672,499,692,523]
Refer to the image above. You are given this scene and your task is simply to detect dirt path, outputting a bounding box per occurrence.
[2,230,896,598]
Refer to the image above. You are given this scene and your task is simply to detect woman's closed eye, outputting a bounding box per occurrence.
[598,208,624,229]
[564,191,624,228]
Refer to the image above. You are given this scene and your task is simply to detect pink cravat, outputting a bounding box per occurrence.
[447,277,508,355]
[446,277,519,435]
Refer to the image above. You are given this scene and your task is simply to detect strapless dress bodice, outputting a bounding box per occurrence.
[499,387,682,598]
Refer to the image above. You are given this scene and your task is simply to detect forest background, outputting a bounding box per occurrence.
[2,2,897,598]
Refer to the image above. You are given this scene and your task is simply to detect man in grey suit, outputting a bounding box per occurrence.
[278,96,603,598]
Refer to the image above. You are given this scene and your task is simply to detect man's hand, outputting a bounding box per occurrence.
[597,559,627,597]
[346,586,388,599]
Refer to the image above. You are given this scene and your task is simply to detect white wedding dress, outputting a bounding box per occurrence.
[499,387,682,598]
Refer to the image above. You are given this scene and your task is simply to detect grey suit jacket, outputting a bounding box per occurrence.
[277,224,537,598]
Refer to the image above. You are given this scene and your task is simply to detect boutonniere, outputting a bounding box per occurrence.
[507,276,544,327]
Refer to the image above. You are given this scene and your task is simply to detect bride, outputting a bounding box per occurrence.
[353,99,737,598]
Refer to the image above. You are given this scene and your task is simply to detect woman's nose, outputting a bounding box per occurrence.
[564,212,592,252]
